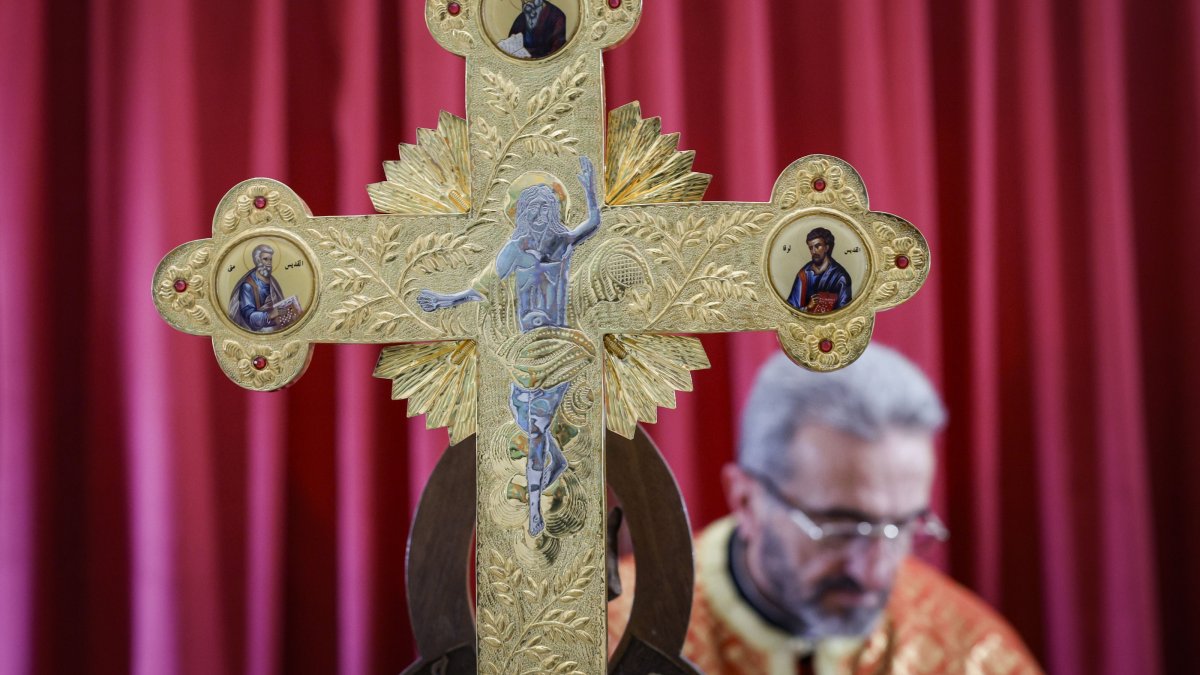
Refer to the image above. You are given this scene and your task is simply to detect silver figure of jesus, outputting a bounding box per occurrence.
[417,156,601,535]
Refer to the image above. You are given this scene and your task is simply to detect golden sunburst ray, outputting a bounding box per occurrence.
[373,340,477,443]
[604,102,712,206]
[367,111,471,214]
[602,333,711,438]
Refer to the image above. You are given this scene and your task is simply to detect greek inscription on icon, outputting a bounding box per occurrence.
[417,157,600,535]
[768,214,870,316]
[216,236,316,335]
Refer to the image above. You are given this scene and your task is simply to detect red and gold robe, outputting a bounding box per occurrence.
[608,517,1042,674]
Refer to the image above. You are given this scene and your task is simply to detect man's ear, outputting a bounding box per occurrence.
[722,463,761,538]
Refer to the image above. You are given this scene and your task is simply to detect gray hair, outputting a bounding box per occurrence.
[738,344,946,476]
[251,244,274,266]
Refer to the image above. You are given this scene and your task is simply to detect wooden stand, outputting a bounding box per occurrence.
[402,427,698,675]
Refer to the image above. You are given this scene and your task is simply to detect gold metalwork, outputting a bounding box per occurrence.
[873,220,930,310]
[221,184,300,233]
[603,334,709,438]
[219,339,308,389]
[154,245,212,327]
[500,327,598,390]
[152,1,932,672]
[605,102,711,205]
[468,54,591,232]
[306,223,484,338]
[586,0,641,48]
[480,548,598,675]
[612,209,773,329]
[368,111,473,214]
[778,316,874,371]
[779,156,865,211]
[374,341,479,444]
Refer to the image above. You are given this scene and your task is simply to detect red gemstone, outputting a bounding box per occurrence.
[608,0,621,7]
[253,196,268,209]
[447,1,461,15]
[895,255,911,269]
[819,339,834,353]
[173,278,188,293]
[252,356,268,370]
[812,178,827,192]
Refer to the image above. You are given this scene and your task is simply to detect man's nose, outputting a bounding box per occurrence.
[844,538,898,591]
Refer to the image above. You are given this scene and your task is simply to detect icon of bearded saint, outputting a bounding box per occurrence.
[499,0,567,59]
[227,244,294,333]
[788,226,852,314]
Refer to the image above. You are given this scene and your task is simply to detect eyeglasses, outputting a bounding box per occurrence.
[749,472,949,547]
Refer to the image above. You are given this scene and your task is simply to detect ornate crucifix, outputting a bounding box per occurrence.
[152,1,930,673]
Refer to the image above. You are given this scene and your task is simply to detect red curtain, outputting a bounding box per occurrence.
[2,0,1196,673]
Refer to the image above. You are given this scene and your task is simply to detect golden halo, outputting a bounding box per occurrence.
[504,171,570,225]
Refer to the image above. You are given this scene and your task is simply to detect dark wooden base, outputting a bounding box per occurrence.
[401,427,698,675]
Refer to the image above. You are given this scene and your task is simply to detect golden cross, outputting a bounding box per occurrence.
[152,1,930,672]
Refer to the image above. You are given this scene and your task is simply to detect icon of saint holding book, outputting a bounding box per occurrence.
[497,0,567,59]
[788,227,852,314]
[227,243,303,332]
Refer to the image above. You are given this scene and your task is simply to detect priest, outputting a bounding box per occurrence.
[608,345,1042,674]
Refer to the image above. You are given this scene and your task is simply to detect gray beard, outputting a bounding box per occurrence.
[524,0,544,29]
[758,527,888,640]
[257,265,272,278]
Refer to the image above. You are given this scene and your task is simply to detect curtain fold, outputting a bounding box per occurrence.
[1081,3,1160,669]
[1014,0,1075,670]
[0,4,43,674]
[1,0,1194,673]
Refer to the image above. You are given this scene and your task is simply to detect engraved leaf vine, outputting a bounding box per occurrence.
[306,223,483,337]
[614,210,773,328]
[481,548,595,675]
[471,56,588,231]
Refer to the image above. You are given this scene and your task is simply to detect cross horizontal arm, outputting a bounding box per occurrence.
[568,152,929,371]
[152,178,502,390]
[299,213,494,343]
[582,201,784,335]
